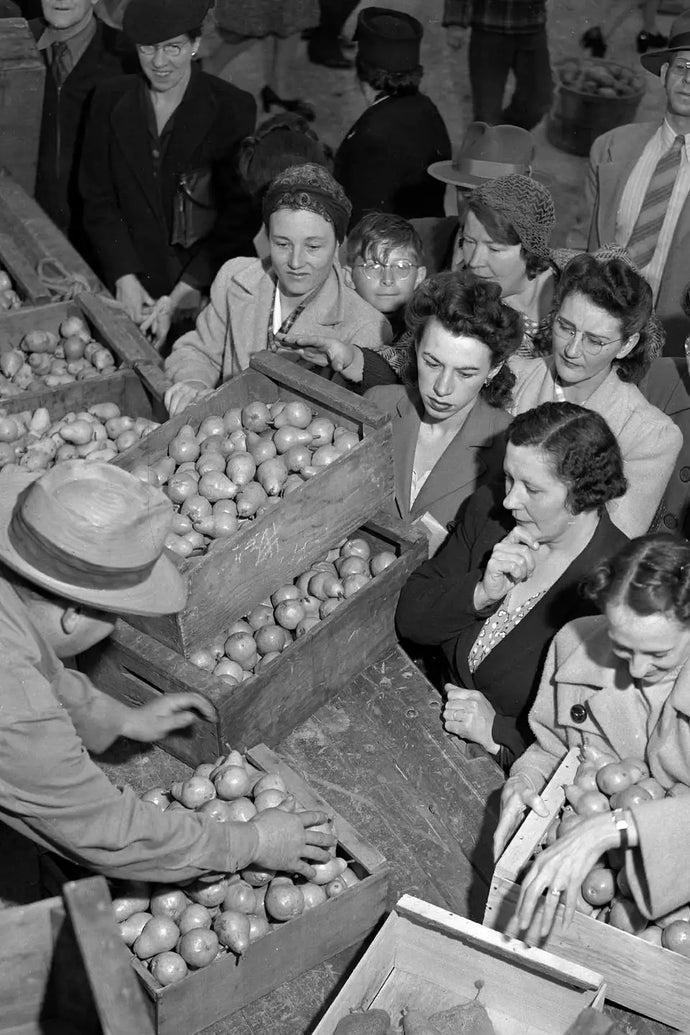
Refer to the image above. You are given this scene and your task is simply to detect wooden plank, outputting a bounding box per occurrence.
[0,233,51,305]
[61,877,154,1035]
[0,172,102,292]
[0,898,55,1028]
[0,368,153,421]
[0,21,44,195]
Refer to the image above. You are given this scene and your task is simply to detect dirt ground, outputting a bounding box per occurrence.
[220,0,677,248]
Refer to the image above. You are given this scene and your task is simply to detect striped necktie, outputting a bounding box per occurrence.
[51,40,72,87]
[626,134,685,270]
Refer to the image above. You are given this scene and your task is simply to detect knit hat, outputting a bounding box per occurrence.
[468,174,555,260]
[124,0,210,45]
[262,163,352,243]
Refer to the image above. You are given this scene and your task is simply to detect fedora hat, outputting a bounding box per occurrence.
[0,461,187,616]
[123,0,210,45]
[641,10,690,75]
[428,122,535,189]
[355,6,423,73]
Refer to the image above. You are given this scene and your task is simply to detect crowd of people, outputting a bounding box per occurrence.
[1,0,690,940]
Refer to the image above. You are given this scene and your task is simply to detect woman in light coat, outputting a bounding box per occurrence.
[494,535,690,932]
[509,253,682,537]
[164,163,390,414]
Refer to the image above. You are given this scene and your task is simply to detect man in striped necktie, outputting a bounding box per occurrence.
[586,10,690,356]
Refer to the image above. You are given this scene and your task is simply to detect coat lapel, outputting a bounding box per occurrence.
[411,399,495,519]
[110,82,161,219]
[392,391,422,522]
[596,125,657,243]
[164,66,217,174]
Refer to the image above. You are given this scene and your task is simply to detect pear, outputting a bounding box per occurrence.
[119,911,152,946]
[133,916,180,960]
[256,457,288,496]
[236,482,268,517]
[213,909,251,955]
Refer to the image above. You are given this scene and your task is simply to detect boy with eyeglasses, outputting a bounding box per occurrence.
[279,212,426,391]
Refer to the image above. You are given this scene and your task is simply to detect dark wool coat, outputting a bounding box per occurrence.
[79,65,256,297]
[396,483,629,766]
[335,92,451,229]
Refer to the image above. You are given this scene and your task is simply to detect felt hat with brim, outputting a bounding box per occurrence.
[123,0,210,45]
[641,10,690,75]
[0,462,187,616]
[355,6,423,73]
[428,122,536,189]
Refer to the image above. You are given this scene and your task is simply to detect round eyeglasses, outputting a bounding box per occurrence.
[553,315,626,356]
[354,260,419,280]
[137,41,188,58]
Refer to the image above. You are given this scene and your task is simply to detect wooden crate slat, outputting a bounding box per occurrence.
[77,293,165,372]
[0,368,153,421]
[0,172,101,291]
[0,232,51,304]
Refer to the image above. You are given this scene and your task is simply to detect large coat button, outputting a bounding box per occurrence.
[570,703,587,724]
[681,467,690,483]
[664,514,678,530]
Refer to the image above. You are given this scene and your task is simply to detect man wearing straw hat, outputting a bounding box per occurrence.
[587,10,690,355]
[0,462,334,882]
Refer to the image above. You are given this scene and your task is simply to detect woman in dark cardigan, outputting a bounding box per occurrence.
[395,402,629,769]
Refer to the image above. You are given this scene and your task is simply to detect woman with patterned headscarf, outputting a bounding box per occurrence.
[164,163,391,415]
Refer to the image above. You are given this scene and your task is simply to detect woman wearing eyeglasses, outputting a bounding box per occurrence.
[509,252,682,536]
[79,0,257,347]
[364,269,522,553]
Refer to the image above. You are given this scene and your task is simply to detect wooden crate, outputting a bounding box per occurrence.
[0,366,154,422]
[0,20,44,197]
[484,749,690,1029]
[0,230,52,306]
[81,516,427,768]
[0,170,102,293]
[0,292,169,410]
[313,894,606,1034]
[0,875,153,1035]
[42,745,390,1035]
[113,351,396,655]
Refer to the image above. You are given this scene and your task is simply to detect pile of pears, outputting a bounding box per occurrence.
[132,398,361,559]
[189,534,397,685]
[542,747,690,953]
[113,750,358,988]
[0,267,20,310]
[333,983,495,1034]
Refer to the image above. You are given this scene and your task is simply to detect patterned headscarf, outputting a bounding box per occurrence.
[468,174,555,260]
[262,163,352,243]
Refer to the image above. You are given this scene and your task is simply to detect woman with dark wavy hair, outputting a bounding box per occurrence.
[366,270,521,554]
[396,402,629,767]
[510,252,682,536]
[496,534,690,934]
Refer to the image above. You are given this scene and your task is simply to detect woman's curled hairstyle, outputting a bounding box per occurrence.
[507,402,627,513]
[405,270,522,408]
[555,253,654,383]
[584,534,690,625]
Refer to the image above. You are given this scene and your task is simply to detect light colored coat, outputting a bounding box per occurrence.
[165,257,391,388]
[586,121,690,355]
[366,385,510,530]
[626,796,690,919]
[512,615,690,795]
[509,356,682,537]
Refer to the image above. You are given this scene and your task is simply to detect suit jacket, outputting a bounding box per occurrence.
[587,121,690,356]
[410,215,458,273]
[510,356,683,537]
[80,66,256,297]
[165,257,391,388]
[335,93,451,229]
[30,19,131,247]
[365,384,510,530]
[638,357,690,538]
[513,615,690,801]
[396,484,628,764]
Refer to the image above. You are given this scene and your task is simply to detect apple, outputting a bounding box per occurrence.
[573,790,610,817]
[596,762,636,797]
[662,920,690,957]
[608,896,647,934]
[609,784,653,810]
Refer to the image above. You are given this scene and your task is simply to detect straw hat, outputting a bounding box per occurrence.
[428,122,535,189]
[0,461,187,616]
[641,10,690,75]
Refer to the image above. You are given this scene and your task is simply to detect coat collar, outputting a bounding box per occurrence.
[392,393,503,520]
[230,258,347,329]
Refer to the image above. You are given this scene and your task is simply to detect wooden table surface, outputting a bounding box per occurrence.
[85,646,672,1035]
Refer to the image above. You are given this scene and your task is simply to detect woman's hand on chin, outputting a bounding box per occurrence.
[443,684,499,754]
[473,526,540,610]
